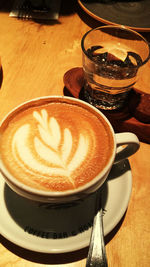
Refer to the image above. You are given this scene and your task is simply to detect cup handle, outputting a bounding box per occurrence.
[114,132,140,163]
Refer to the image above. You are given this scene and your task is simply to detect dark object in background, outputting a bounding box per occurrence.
[129,89,150,124]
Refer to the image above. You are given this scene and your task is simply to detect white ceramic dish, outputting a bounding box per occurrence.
[0,159,132,254]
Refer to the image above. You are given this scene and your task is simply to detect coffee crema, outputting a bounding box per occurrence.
[0,98,114,192]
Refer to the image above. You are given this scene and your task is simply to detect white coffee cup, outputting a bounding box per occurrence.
[0,96,139,203]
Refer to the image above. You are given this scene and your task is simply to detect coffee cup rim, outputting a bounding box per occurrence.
[0,96,116,200]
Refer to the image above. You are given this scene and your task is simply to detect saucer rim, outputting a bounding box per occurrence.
[0,164,132,254]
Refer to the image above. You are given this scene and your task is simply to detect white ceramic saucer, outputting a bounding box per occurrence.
[0,159,132,254]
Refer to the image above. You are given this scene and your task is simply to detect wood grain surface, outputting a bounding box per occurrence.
[0,1,150,266]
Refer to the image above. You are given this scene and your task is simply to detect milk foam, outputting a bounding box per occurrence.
[0,101,113,191]
[11,109,89,187]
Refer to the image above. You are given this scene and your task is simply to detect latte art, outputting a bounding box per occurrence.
[12,109,89,187]
[0,99,114,192]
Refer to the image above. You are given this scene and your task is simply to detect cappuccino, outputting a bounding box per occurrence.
[0,97,114,192]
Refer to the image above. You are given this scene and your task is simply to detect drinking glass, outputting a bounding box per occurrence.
[81,25,150,110]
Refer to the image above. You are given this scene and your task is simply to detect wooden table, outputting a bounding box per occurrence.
[0,1,150,266]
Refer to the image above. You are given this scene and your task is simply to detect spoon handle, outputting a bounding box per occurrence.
[86,192,108,267]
